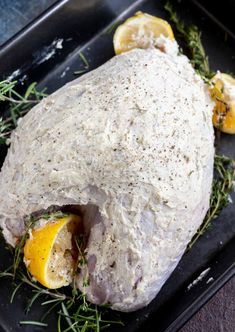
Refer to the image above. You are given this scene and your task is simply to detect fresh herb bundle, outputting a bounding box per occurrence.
[0,227,123,331]
[0,266,123,331]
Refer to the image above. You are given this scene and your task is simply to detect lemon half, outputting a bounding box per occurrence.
[24,214,81,289]
[210,73,235,134]
[113,11,174,55]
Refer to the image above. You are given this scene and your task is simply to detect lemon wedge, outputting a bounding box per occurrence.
[113,11,174,55]
[24,214,81,289]
[210,73,235,134]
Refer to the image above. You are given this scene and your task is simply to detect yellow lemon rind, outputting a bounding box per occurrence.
[24,214,81,289]
[113,11,174,55]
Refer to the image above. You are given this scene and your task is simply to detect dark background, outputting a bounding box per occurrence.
[0,0,234,331]
[0,0,56,45]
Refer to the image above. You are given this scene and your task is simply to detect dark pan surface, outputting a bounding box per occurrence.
[0,0,235,331]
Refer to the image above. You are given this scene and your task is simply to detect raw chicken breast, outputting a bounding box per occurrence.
[0,45,214,311]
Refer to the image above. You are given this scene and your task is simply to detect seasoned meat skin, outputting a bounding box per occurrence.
[0,47,214,312]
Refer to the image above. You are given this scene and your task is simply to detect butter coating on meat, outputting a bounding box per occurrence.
[0,46,214,311]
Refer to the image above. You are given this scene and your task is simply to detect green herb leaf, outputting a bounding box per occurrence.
[74,53,90,76]
[20,321,48,327]
[188,155,235,250]
[10,281,23,303]
[79,52,89,70]
[0,80,46,145]
[164,1,215,81]
[0,238,123,331]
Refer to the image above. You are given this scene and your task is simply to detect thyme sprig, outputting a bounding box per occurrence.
[188,155,235,249]
[35,211,70,221]
[164,1,214,81]
[75,235,88,269]
[0,80,46,144]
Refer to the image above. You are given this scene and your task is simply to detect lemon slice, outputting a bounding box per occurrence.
[113,11,174,55]
[24,214,81,289]
[210,73,235,134]
[215,73,235,86]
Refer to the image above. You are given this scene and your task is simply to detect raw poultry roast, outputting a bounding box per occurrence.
[0,40,214,311]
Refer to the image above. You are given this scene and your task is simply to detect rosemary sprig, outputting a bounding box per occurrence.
[0,117,12,144]
[74,52,90,75]
[20,321,48,327]
[188,155,235,250]
[78,52,89,70]
[0,80,46,144]
[164,1,214,81]
[0,229,123,331]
